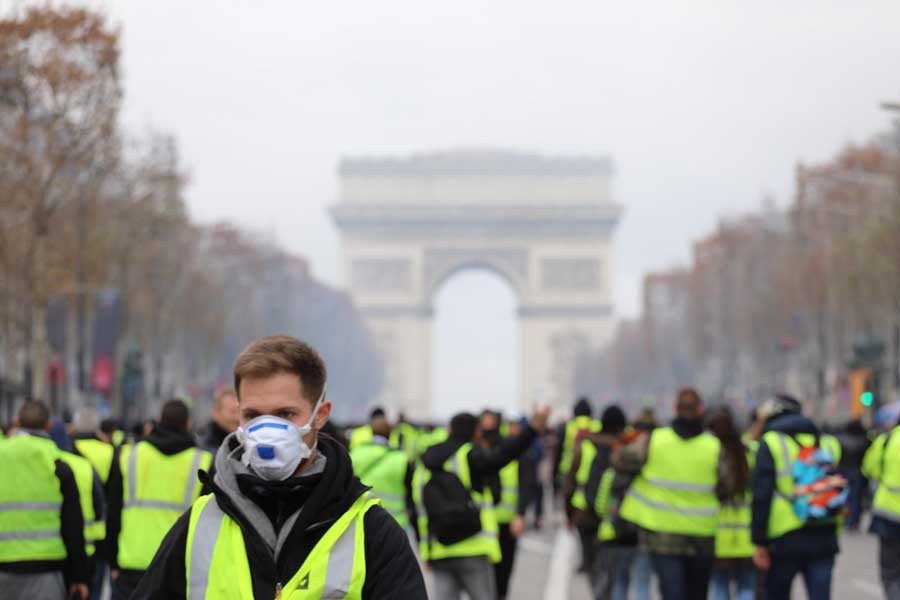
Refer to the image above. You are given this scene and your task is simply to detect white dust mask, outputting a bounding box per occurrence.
[237,389,325,481]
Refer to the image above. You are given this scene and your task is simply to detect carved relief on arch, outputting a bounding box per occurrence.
[423,247,529,300]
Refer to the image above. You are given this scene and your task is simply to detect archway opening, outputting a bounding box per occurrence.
[431,268,519,421]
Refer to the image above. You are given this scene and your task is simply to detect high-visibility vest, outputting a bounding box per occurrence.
[595,468,617,542]
[417,427,448,456]
[495,460,519,524]
[864,426,900,524]
[112,430,125,447]
[570,439,598,511]
[560,416,602,476]
[620,427,721,536]
[714,446,756,559]
[411,443,501,563]
[349,425,374,451]
[0,435,67,562]
[761,431,842,540]
[74,438,115,484]
[389,423,420,460]
[185,491,379,599]
[118,441,211,570]
[58,451,105,557]
[350,443,409,529]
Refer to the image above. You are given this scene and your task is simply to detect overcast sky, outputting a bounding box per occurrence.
[12,0,900,409]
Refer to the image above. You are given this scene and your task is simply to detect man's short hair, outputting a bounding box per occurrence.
[99,418,118,436]
[213,387,237,410]
[160,399,191,432]
[370,407,386,420]
[72,407,99,434]
[450,413,478,441]
[233,335,327,404]
[18,400,50,430]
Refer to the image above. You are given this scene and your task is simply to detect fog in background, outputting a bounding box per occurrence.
[19,0,899,411]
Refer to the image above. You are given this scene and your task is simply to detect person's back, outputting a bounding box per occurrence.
[108,399,211,600]
[350,419,411,530]
[618,388,721,600]
[0,400,89,600]
[863,421,900,598]
[751,395,842,600]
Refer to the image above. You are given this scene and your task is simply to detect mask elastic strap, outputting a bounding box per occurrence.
[305,385,327,427]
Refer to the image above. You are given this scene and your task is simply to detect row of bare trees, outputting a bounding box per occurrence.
[0,7,382,425]
[590,136,900,421]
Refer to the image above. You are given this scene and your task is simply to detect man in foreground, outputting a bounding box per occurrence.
[132,334,426,598]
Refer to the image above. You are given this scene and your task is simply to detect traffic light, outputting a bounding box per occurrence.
[861,390,874,407]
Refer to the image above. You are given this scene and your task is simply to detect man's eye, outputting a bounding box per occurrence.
[278,411,296,419]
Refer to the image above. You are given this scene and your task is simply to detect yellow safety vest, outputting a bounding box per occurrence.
[350,443,409,529]
[389,423,420,460]
[74,438,115,484]
[864,426,900,524]
[560,416,602,477]
[58,451,105,557]
[0,435,68,562]
[570,439,598,512]
[761,431,842,540]
[417,427,448,457]
[349,426,374,452]
[595,468,617,542]
[185,491,379,599]
[118,442,211,570]
[496,461,519,524]
[714,446,756,559]
[412,443,501,563]
[620,427,721,536]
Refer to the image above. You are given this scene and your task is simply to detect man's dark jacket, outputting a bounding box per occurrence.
[130,434,426,599]
[750,411,840,559]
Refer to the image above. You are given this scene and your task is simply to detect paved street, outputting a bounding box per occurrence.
[510,515,883,600]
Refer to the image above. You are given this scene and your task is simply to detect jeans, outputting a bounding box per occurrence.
[710,563,755,600]
[0,571,66,600]
[592,544,652,600]
[650,552,714,600]
[763,555,834,600]
[493,523,519,599]
[431,556,497,600]
[842,468,866,528]
[880,538,900,600]
[614,547,651,600]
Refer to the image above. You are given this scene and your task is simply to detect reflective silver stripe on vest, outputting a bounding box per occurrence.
[375,492,405,504]
[626,489,718,517]
[0,528,60,541]
[644,477,715,493]
[718,523,749,530]
[0,501,59,511]
[885,485,900,494]
[775,434,792,478]
[127,446,203,511]
[872,506,900,523]
[188,499,226,600]
[322,518,358,598]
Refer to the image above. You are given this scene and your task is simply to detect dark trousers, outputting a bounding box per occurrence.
[578,521,599,572]
[880,538,900,600]
[763,555,833,600]
[494,523,519,599]
[841,468,866,528]
[111,570,144,600]
[650,552,714,600]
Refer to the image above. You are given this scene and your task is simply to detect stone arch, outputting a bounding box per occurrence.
[332,149,622,420]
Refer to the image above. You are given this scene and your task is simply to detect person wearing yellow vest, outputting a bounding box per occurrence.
[476,411,533,600]
[862,418,900,598]
[349,407,384,452]
[619,388,725,600]
[0,400,90,600]
[555,397,602,487]
[750,394,842,600]
[567,405,627,581]
[417,407,549,600]
[707,408,755,600]
[129,335,426,599]
[200,387,240,454]
[350,415,414,531]
[71,410,121,600]
[106,399,212,600]
[390,414,420,461]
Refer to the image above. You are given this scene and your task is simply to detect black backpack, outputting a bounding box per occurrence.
[422,469,482,545]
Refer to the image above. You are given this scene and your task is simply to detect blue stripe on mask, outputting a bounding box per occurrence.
[248,422,290,433]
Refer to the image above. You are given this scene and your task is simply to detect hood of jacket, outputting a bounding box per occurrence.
[421,438,465,471]
[205,432,368,562]
[764,411,818,437]
[143,424,196,455]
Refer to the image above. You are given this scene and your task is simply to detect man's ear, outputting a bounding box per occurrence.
[314,400,332,430]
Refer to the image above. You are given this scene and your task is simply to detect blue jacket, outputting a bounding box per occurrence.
[750,412,839,559]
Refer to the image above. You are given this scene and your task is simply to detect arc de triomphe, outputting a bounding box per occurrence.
[331,150,622,421]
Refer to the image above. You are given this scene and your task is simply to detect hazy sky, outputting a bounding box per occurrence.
[11,1,900,409]
[87,0,899,317]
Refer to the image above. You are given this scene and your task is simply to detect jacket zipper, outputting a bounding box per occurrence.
[275,582,282,599]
